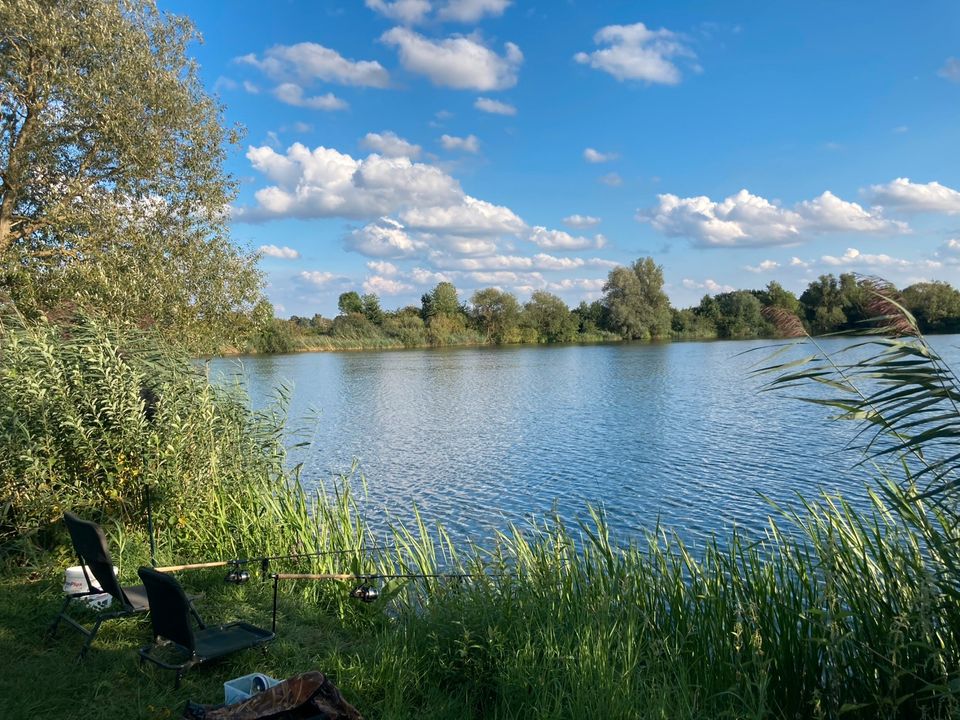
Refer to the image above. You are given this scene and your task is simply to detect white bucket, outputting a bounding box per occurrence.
[63,565,116,609]
[224,673,280,705]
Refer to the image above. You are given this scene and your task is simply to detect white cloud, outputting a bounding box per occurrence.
[866,178,960,214]
[939,57,960,83]
[584,148,617,163]
[259,244,301,259]
[797,191,908,233]
[238,43,389,87]
[432,253,614,272]
[437,0,511,22]
[366,0,431,24]
[381,27,522,90]
[242,80,260,94]
[563,214,601,229]
[682,278,735,294]
[440,133,480,153]
[574,22,696,84]
[273,83,348,111]
[367,260,400,275]
[299,270,338,286]
[346,217,424,258]
[364,275,414,294]
[547,277,607,293]
[400,195,523,235]
[474,97,517,115]
[820,247,942,271]
[360,131,422,159]
[790,256,810,268]
[599,172,623,187]
[241,143,462,221]
[410,267,452,285]
[528,226,606,251]
[744,259,779,273]
[645,188,906,248]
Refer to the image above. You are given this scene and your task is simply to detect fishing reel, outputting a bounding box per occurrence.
[225,564,250,585]
[349,582,380,603]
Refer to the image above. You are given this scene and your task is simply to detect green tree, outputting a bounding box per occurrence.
[522,291,578,343]
[705,291,771,338]
[0,0,263,351]
[422,281,461,319]
[903,281,960,333]
[470,287,520,344]
[800,274,847,334]
[338,291,363,315]
[361,293,384,324]
[756,281,802,315]
[602,257,672,340]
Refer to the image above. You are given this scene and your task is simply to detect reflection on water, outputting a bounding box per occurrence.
[208,336,960,548]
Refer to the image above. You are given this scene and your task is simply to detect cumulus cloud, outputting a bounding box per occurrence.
[866,178,960,214]
[583,148,617,163]
[238,43,390,87]
[682,278,735,294]
[400,195,524,235]
[437,0,512,22]
[431,252,614,271]
[367,260,400,275]
[563,214,601,229]
[790,257,810,268]
[381,27,523,90]
[360,131,422,158]
[365,0,432,24]
[528,226,606,251]
[299,270,339,286]
[273,83,348,111]
[819,247,942,271]
[547,277,607,293]
[474,97,517,115]
[744,259,779,273]
[240,143,462,221]
[440,133,480,153]
[574,22,696,84]
[599,172,623,187]
[939,57,960,83]
[345,217,425,258]
[259,244,301,259]
[364,275,414,294]
[645,188,906,247]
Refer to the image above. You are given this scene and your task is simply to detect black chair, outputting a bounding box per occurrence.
[137,566,275,687]
[49,512,204,659]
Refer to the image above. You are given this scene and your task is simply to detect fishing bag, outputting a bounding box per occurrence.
[181,671,363,720]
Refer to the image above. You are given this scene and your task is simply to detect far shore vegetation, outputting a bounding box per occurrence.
[251,270,960,355]
[5,1,960,718]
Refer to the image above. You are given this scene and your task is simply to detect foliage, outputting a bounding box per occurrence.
[903,281,960,334]
[602,257,672,340]
[469,287,520,344]
[0,0,264,352]
[521,290,579,343]
[337,292,364,316]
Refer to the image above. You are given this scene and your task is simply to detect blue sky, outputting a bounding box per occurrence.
[160,0,960,317]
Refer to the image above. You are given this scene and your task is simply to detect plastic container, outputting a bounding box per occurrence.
[63,565,116,609]
[223,673,280,704]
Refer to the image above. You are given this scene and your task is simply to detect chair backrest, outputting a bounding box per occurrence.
[137,566,196,651]
[63,512,129,607]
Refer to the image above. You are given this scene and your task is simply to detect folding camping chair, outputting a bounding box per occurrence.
[137,566,275,687]
[48,511,204,659]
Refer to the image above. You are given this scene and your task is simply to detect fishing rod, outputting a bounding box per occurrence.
[268,570,506,631]
[154,548,374,584]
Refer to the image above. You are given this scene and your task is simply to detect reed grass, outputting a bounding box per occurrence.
[4,300,960,718]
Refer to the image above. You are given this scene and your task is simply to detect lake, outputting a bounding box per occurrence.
[208,335,960,549]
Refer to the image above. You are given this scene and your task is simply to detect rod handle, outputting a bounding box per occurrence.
[153,561,230,573]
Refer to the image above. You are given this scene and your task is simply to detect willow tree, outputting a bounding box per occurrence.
[0,0,264,351]
[602,257,672,340]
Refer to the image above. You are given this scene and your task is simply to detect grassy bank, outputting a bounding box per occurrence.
[4,303,960,718]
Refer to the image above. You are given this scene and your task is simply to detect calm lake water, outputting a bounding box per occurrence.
[208,336,960,549]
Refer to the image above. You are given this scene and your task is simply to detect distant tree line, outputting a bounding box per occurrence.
[255,258,960,353]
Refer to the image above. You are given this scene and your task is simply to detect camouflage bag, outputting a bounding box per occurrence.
[181,671,363,720]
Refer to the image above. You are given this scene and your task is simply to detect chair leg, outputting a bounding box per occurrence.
[77,618,103,661]
[47,596,72,638]
[189,605,206,630]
